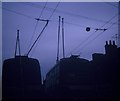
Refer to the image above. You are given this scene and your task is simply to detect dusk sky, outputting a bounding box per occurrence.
[2,2,118,77]
[0,1,119,100]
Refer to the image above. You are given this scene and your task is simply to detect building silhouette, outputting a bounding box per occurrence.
[44,40,120,100]
[2,40,119,101]
[45,55,93,100]
[91,40,119,100]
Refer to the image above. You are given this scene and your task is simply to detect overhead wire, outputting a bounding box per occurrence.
[47,0,61,20]
[67,14,117,55]
[23,1,61,21]
[2,4,118,30]
[2,4,118,26]
[26,1,48,55]
[3,5,116,30]
[105,2,118,8]
[102,0,119,8]
[1,5,118,29]
[1,6,35,20]
[51,19,97,29]
[29,0,61,56]
[66,14,118,56]
[2,3,118,56]
[77,20,118,54]
[2,2,119,26]
[76,15,118,54]
[24,2,118,25]
[1,5,97,29]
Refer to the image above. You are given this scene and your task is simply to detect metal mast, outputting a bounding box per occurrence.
[56,16,61,62]
[62,18,65,58]
[15,29,21,57]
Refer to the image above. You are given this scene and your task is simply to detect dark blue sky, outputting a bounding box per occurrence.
[2,2,118,77]
[0,1,119,100]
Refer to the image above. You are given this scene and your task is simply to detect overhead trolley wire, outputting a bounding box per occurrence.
[26,0,48,55]
[3,5,115,30]
[23,1,61,20]
[66,14,118,56]
[105,2,118,8]
[2,3,119,26]
[2,5,118,30]
[74,14,117,54]
[51,19,97,29]
[38,0,48,19]
[47,0,61,20]
[1,6,35,20]
[2,5,48,56]
[102,1,119,8]
[2,3,118,56]
[24,2,118,25]
[2,5,95,29]
[98,14,118,28]
[27,0,61,56]
[78,20,118,54]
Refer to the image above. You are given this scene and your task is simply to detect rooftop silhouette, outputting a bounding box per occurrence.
[2,40,120,101]
[44,40,120,100]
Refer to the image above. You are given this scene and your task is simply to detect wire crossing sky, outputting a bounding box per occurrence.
[2,2,118,78]
[26,0,49,55]
[67,14,118,55]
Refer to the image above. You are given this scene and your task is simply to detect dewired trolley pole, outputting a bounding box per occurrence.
[0,1,2,101]
[118,1,120,47]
